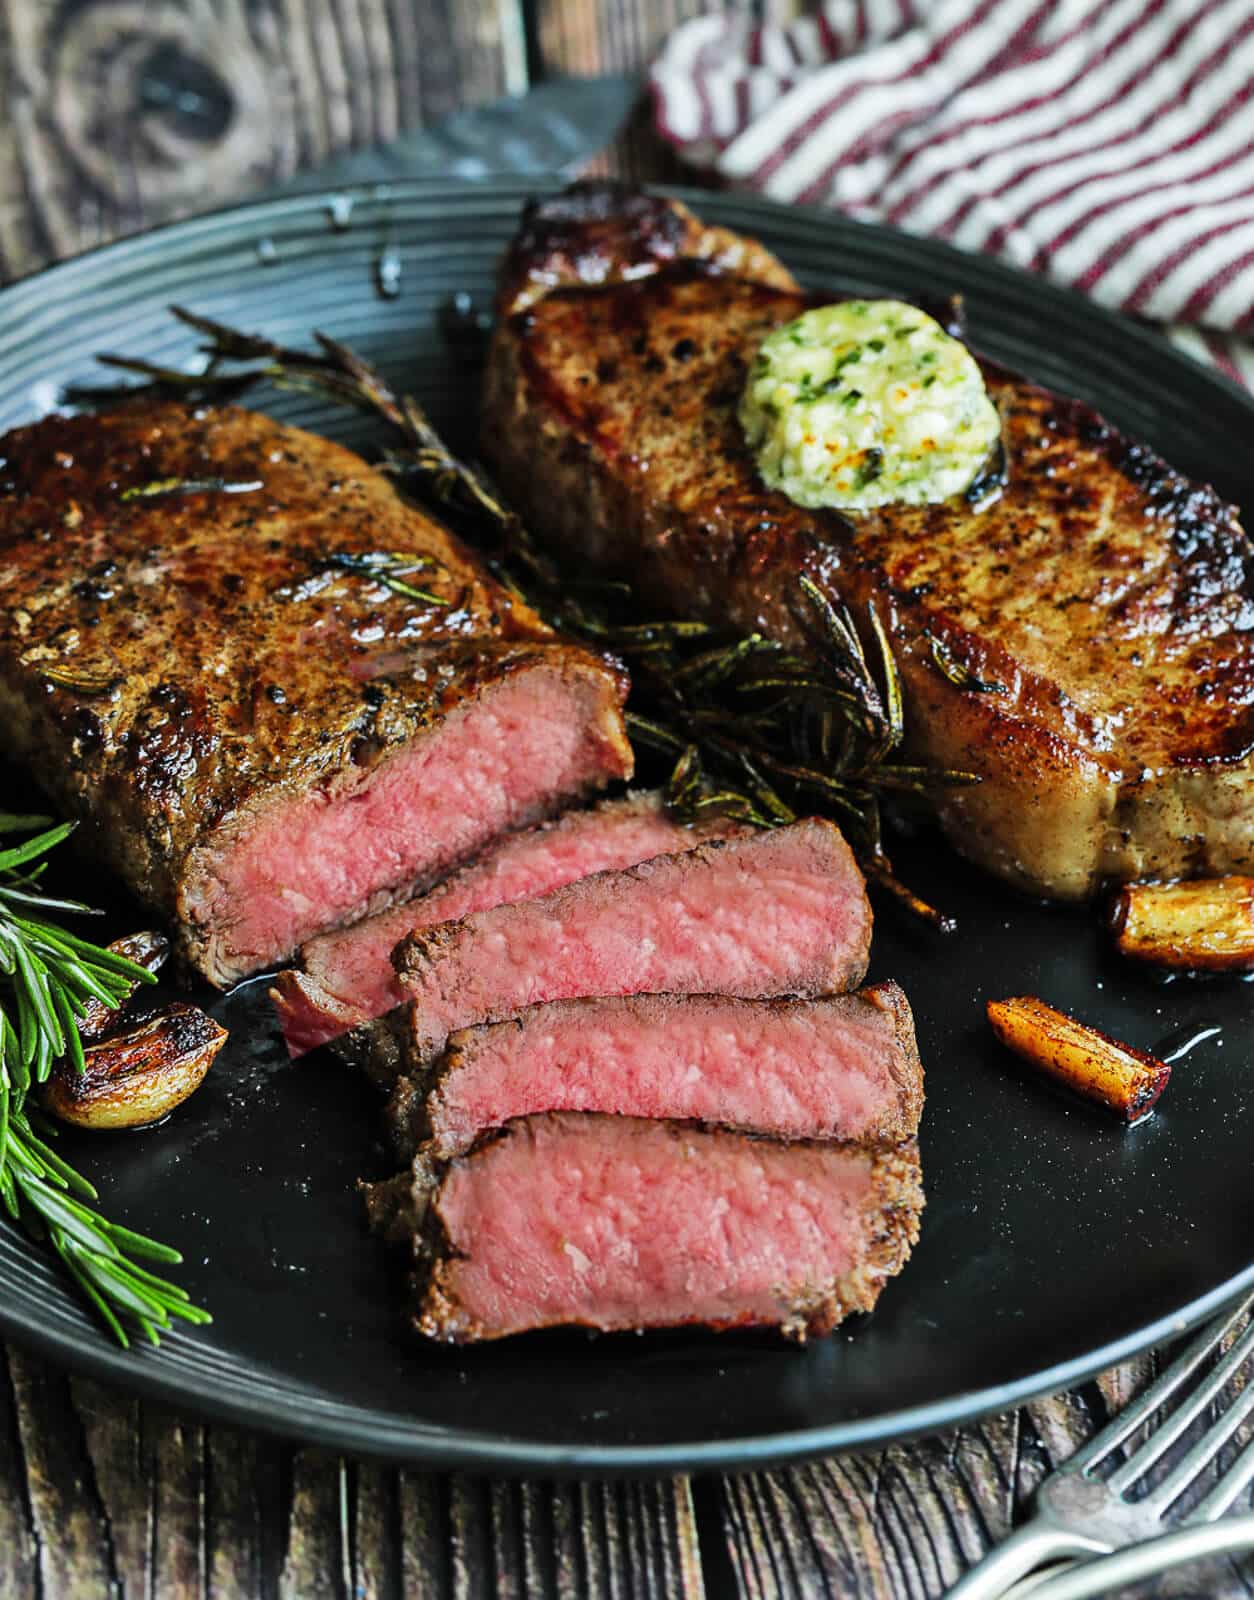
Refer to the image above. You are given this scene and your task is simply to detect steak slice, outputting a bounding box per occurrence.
[408,1113,923,1342]
[390,818,871,1073]
[386,982,922,1161]
[0,403,632,985]
[482,181,1254,901]
[271,791,740,1056]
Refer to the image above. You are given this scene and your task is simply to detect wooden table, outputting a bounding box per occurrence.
[0,3,1251,1595]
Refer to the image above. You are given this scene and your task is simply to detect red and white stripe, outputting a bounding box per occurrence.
[650,0,1254,381]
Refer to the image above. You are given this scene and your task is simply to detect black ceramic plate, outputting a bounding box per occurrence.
[1,179,1252,1474]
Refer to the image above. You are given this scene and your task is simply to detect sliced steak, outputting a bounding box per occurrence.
[0,404,631,984]
[483,182,1254,901]
[409,1113,923,1341]
[271,791,740,1057]
[390,818,871,1074]
[386,982,922,1160]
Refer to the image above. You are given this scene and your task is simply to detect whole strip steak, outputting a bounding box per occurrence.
[0,403,631,984]
[405,1113,923,1342]
[482,183,1254,901]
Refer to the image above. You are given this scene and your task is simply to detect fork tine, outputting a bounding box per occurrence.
[1190,1436,1254,1523]
[1066,1291,1254,1475]
[1107,1312,1254,1491]
[1141,1378,1254,1516]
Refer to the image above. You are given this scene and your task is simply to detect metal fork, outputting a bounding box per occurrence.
[948,1289,1254,1600]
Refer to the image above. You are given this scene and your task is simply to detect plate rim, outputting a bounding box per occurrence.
[2,170,1249,411]
[4,1266,1253,1474]
[2,173,1253,1474]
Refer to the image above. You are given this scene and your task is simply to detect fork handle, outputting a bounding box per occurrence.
[947,1524,1106,1600]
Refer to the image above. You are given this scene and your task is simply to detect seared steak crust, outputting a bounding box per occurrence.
[483,182,1254,899]
[0,403,631,983]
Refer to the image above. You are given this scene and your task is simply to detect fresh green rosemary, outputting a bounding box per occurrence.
[75,306,979,928]
[0,815,210,1347]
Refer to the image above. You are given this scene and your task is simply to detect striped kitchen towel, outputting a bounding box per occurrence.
[650,0,1254,388]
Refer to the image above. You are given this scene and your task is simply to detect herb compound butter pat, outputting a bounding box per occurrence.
[739,300,1002,510]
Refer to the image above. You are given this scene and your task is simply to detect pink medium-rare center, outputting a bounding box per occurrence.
[272,792,743,1056]
[416,1113,925,1341]
[186,662,628,986]
[391,818,873,1066]
[400,984,923,1159]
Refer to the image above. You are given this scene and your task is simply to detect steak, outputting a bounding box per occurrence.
[271,791,740,1056]
[385,981,922,1161]
[406,1113,923,1342]
[482,182,1254,901]
[0,403,632,984]
[390,818,871,1074]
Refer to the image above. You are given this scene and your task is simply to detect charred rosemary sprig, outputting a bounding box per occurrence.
[74,307,977,926]
[0,815,210,1347]
[524,568,977,930]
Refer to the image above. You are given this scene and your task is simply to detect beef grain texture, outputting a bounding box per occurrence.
[482,181,1254,902]
[271,790,742,1056]
[389,817,872,1074]
[0,404,632,984]
[385,982,923,1162]
[407,1113,924,1342]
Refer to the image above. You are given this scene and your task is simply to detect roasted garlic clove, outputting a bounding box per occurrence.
[43,1002,225,1130]
[986,995,1170,1122]
[76,930,170,1043]
[1110,877,1254,971]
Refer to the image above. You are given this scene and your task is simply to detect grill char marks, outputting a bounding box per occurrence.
[483,181,1254,900]
[0,403,632,985]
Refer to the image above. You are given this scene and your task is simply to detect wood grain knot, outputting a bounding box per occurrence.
[51,1,287,207]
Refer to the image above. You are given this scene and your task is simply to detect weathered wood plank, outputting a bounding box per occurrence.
[0,1349,37,1600]
[398,1471,451,1598]
[0,0,524,281]
[280,1448,349,1599]
[535,0,713,79]
[147,1404,208,1597]
[7,1346,116,1600]
[70,1375,152,1597]
[428,1474,704,1600]
[353,1459,402,1600]
[207,1422,284,1599]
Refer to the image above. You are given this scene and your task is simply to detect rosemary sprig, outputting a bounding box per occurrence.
[74,307,978,927]
[119,476,263,501]
[0,816,210,1347]
[320,550,450,608]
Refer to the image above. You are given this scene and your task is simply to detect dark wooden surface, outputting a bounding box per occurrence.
[0,3,1252,1595]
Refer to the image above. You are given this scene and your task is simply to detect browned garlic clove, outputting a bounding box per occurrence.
[986,995,1171,1122]
[75,930,171,1043]
[43,1002,226,1130]
[1110,877,1254,971]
